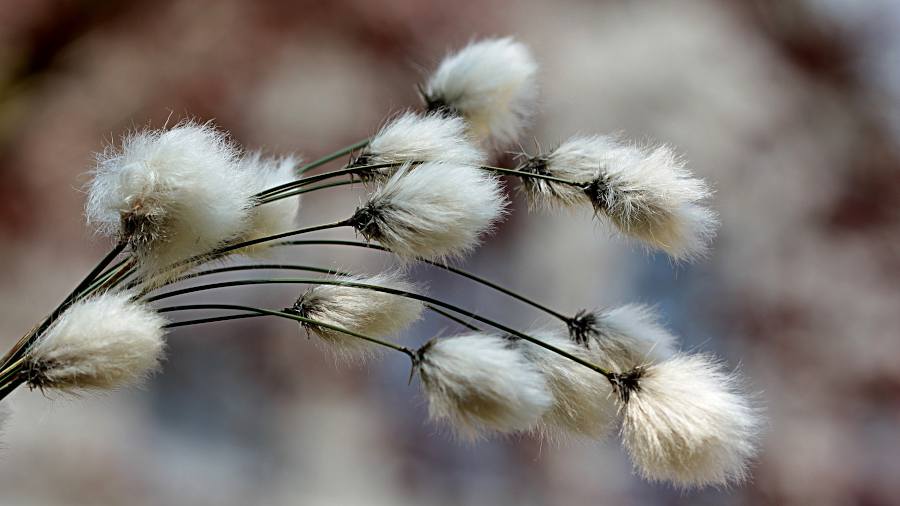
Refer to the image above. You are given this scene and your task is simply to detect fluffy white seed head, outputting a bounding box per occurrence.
[240,151,301,255]
[351,162,507,261]
[26,293,167,391]
[292,272,423,358]
[616,354,761,488]
[522,135,718,261]
[354,112,486,180]
[86,122,256,274]
[416,333,553,439]
[423,37,538,147]
[514,329,617,440]
[569,304,678,370]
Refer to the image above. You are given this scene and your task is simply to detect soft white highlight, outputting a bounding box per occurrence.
[27,293,167,391]
[589,304,678,369]
[618,354,761,488]
[241,151,301,254]
[515,329,617,440]
[359,112,485,179]
[416,333,553,439]
[86,122,256,274]
[353,162,507,261]
[294,272,424,357]
[424,37,538,147]
[525,135,718,261]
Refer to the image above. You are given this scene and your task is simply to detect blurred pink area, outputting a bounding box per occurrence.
[1,1,899,504]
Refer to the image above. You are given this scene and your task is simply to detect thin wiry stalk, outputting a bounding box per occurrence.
[79,257,137,300]
[153,263,475,330]
[257,179,360,204]
[296,138,370,176]
[157,303,415,360]
[144,278,616,380]
[256,163,397,200]
[0,356,25,386]
[425,305,481,332]
[274,240,571,321]
[164,304,473,331]
[0,241,127,370]
[125,220,352,293]
[164,313,265,328]
[257,161,583,206]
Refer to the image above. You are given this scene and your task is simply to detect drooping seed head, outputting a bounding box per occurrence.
[521,135,718,261]
[568,304,677,370]
[615,354,761,488]
[25,293,167,391]
[513,328,618,440]
[422,37,538,147]
[349,162,507,261]
[350,111,486,181]
[415,333,553,439]
[290,272,423,359]
[86,122,256,274]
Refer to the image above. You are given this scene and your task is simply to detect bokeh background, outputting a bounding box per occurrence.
[1,0,899,504]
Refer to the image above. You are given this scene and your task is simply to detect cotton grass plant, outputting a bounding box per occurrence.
[0,36,760,489]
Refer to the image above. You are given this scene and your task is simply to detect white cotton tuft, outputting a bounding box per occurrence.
[569,304,678,370]
[292,272,424,358]
[240,151,301,255]
[351,162,507,261]
[514,329,617,440]
[423,37,538,147]
[355,112,486,180]
[26,293,167,391]
[86,122,256,274]
[617,354,761,488]
[521,135,718,261]
[416,333,553,439]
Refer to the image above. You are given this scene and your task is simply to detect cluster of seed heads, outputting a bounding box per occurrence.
[0,37,759,490]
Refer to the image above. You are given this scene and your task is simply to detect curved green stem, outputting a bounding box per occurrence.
[296,138,370,176]
[0,241,127,371]
[164,312,266,328]
[258,161,586,206]
[158,303,414,361]
[274,240,571,321]
[145,278,614,379]
[256,163,396,200]
[126,221,352,293]
[149,263,481,331]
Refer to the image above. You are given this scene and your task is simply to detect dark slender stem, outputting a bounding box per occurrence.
[256,163,395,200]
[79,257,137,300]
[145,278,613,378]
[213,221,352,258]
[0,377,23,402]
[273,240,571,321]
[65,241,128,302]
[148,264,485,331]
[126,221,352,293]
[483,165,587,186]
[164,313,265,328]
[296,138,370,176]
[258,179,359,204]
[258,162,585,206]
[161,264,345,287]
[0,241,127,370]
[425,305,481,332]
[158,303,414,360]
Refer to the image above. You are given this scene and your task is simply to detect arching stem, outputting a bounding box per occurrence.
[158,303,415,361]
[145,278,615,379]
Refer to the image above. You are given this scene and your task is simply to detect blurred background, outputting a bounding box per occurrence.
[1,0,899,504]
